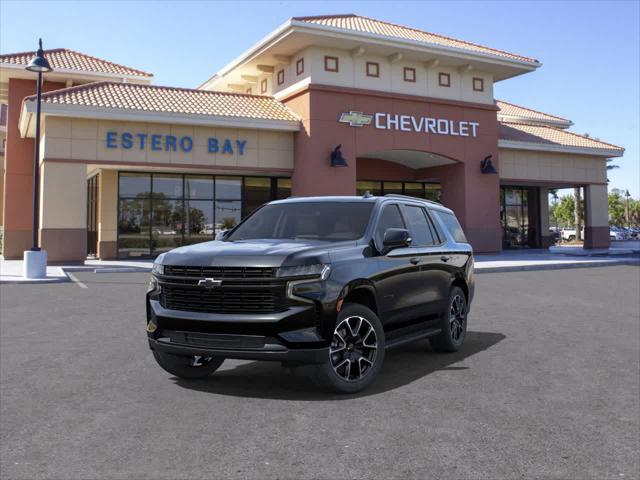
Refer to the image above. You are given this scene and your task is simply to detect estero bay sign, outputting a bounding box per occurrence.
[105,131,248,155]
[339,111,480,137]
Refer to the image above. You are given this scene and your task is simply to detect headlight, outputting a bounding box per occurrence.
[277,264,331,280]
[147,275,160,295]
[151,263,164,276]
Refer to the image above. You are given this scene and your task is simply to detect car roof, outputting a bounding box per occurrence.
[268,195,455,214]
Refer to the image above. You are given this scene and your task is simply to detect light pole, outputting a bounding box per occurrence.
[23,39,52,279]
[552,191,559,243]
[625,189,631,230]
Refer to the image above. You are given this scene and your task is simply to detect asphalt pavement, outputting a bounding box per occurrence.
[1,266,638,479]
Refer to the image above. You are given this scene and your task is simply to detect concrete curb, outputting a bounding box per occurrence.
[474,258,640,274]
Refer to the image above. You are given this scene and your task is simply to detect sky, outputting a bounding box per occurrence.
[1,0,638,197]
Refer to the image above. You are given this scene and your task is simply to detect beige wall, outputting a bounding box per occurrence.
[268,46,494,104]
[499,149,607,184]
[585,184,609,228]
[42,117,294,170]
[98,169,118,243]
[40,161,86,229]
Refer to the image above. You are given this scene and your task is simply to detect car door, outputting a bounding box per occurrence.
[372,203,423,326]
[399,203,451,318]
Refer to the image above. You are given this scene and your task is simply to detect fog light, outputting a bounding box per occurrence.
[146,321,157,333]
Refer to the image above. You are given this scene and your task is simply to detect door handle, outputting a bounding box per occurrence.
[440,256,451,262]
[410,257,421,265]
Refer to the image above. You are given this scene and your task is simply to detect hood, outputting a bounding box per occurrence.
[156,239,346,267]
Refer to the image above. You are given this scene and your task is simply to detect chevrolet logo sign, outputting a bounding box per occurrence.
[339,111,373,127]
[198,278,222,289]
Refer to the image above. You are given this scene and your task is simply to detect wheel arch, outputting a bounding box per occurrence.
[340,280,378,315]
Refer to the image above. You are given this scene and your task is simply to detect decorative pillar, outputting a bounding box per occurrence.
[584,184,610,249]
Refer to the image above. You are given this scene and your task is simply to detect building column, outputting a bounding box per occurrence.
[98,170,118,259]
[584,184,610,249]
[285,91,357,196]
[425,162,502,253]
[39,161,87,262]
[539,188,553,247]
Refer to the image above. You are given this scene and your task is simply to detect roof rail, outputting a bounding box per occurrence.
[383,194,440,206]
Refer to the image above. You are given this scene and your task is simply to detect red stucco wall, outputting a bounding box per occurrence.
[2,78,66,259]
[283,84,502,252]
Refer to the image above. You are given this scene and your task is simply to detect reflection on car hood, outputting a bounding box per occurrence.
[157,239,348,267]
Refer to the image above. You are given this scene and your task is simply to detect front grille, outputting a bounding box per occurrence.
[164,265,278,279]
[159,265,287,314]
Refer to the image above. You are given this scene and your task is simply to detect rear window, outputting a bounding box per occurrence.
[433,210,467,243]
[401,205,437,246]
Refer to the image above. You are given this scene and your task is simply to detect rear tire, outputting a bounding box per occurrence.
[315,303,385,394]
[430,286,467,353]
[152,350,224,379]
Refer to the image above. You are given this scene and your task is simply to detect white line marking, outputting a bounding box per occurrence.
[67,272,88,289]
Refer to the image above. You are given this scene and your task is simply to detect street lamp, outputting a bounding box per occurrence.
[625,189,631,229]
[23,39,52,279]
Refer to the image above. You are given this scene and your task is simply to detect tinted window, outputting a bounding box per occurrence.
[401,205,436,246]
[227,202,374,242]
[375,204,406,246]
[434,211,467,243]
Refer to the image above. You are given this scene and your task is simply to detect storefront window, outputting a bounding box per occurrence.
[382,182,403,195]
[356,180,441,201]
[276,178,291,199]
[117,173,289,258]
[243,177,272,216]
[356,181,382,196]
[118,197,151,257]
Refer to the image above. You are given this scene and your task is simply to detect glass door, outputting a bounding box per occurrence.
[501,186,539,248]
[86,175,99,257]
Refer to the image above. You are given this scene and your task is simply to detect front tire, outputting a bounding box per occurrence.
[152,350,225,379]
[430,286,467,353]
[315,303,385,394]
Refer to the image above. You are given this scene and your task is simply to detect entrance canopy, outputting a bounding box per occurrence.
[358,149,456,169]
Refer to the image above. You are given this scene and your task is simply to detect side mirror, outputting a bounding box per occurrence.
[382,228,411,253]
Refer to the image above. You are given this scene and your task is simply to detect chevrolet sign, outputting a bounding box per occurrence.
[339,111,480,137]
[338,111,374,127]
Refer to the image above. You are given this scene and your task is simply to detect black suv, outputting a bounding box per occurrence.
[147,194,474,393]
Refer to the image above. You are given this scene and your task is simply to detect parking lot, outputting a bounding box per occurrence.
[1,266,638,479]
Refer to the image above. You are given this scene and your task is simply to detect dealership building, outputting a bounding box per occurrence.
[0,14,624,261]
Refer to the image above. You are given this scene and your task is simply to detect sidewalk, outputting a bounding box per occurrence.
[1,249,637,284]
[474,249,639,274]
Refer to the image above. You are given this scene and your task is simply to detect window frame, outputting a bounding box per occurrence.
[296,58,304,75]
[403,67,416,83]
[366,61,380,78]
[260,78,268,94]
[324,55,339,72]
[277,69,284,85]
[472,77,484,92]
[438,72,451,87]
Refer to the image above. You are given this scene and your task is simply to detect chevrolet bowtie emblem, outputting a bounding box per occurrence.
[198,278,222,289]
[339,111,373,127]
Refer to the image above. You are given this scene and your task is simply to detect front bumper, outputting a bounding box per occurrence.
[147,299,330,365]
[148,337,328,364]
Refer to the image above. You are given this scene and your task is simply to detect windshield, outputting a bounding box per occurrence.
[226,202,374,242]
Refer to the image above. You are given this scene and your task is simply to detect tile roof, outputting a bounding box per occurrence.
[499,122,624,154]
[293,14,538,64]
[0,48,152,78]
[26,81,299,122]
[496,100,572,127]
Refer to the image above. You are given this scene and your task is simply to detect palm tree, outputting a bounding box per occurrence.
[606,158,619,182]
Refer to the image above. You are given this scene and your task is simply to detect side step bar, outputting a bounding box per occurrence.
[385,327,441,349]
